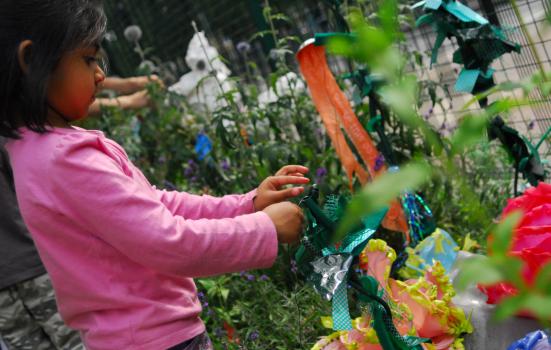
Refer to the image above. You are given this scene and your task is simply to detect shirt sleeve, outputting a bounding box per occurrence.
[155,188,258,220]
[47,139,278,278]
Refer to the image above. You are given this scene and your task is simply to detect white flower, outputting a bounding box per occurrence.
[269,48,290,61]
[124,25,142,42]
[103,30,117,42]
[138,60,157,74]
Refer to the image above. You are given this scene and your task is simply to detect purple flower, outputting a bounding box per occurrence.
[202,302,209,307]
[315,127,325,139]
[163,180,177,191]
[198,292,205,299]
[290,259,298,273]
[220,159,230,172]
[184,159,198,178]
[374,154,385,171]
[315,167,327,184]
[239,271,246,277]
[259,274,269,281]
[246,273,255,281]
[236,41,251,54]
[248,331,260,341]
[214,327,224,338]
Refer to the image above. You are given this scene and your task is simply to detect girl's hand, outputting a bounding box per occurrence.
[253,165,310,211]
[263,202,304,244]
[120,90,152,110]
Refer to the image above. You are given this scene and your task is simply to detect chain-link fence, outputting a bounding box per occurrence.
[102,0,550,158]
[406,0,551,158]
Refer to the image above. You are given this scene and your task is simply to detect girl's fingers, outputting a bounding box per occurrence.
[275,165,309,176]
[269,175,310,187]
[271,186,305,202]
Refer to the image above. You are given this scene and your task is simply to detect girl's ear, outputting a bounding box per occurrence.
[17,40,33,74]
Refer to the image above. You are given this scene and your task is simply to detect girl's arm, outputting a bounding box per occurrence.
[155,189,258,220]
[49,143,278,277]
[156,165,309,219]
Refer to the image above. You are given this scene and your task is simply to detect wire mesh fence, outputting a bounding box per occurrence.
[102,0,550,159]
[405,0,551,158]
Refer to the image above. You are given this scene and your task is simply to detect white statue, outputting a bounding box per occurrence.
[169,31,236,113]
[257,72,306,108]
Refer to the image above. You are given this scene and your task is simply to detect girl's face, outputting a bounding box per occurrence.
[46,46,105,121]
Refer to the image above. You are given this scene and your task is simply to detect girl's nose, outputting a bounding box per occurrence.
[95,65,106,85]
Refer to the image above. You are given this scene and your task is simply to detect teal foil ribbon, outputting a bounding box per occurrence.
[322,220,382,330]
[297,192,386,330]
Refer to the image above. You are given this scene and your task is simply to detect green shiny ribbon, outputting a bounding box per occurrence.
[297,194,386,330]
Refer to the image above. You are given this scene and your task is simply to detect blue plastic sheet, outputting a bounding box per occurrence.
[409,228,459,274]
[508,330,551,350]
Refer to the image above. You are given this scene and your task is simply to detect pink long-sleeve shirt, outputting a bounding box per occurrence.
[6,127,278,350]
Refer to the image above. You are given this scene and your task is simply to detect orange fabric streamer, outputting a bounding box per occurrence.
[297,42,408,235]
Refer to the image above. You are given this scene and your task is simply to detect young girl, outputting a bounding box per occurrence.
[1,1,308,349]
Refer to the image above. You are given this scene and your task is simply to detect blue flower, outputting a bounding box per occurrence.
[195,133,212,161]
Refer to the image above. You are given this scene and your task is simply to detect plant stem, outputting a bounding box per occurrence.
[510,0,547,81]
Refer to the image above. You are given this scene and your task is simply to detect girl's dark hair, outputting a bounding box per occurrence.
[0,0,107,138]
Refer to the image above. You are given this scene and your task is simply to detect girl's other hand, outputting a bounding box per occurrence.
[262,202,304,244]
[253,165,310,211]
[120,90,152,110]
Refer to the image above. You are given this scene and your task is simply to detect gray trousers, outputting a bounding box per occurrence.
[0,274,83,350]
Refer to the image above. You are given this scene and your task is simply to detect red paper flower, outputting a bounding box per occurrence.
[483,182,551,304]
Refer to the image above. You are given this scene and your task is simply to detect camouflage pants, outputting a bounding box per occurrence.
[0,274,84,350]
[167,332,213,350]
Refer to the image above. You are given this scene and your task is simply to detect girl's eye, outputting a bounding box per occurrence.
[84,56,98,65]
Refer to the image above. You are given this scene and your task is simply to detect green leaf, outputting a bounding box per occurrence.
[494,257,524,289]
[220,287,230,302]
[535,261,551,293]
[378,0,399,40]
[455,256,504,291]
[522,294,551,320]
[491,210,522,257]
[450,114,489,154]
[492,294,525,321]
[379,76,419,126]
[197,279,216,290]
[335,161,431,240]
